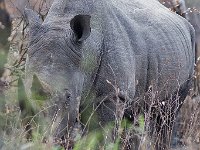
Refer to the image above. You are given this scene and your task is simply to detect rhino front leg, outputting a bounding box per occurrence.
[80,91,127,137]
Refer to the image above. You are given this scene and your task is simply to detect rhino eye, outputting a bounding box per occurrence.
[64,89,71,100]
[66,94,71,99]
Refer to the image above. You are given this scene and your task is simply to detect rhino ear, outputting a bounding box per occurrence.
[24,8,42,34]
[70,15,91,42]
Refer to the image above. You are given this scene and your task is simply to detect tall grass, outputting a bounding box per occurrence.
[1,0,200,149]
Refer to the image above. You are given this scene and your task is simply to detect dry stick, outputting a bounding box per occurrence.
[106,79,126,140]
[23,104,57,135]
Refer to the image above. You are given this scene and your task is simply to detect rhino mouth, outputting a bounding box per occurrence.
[48,105,82,149]
[47,94,81,138]
[48,117,82,149]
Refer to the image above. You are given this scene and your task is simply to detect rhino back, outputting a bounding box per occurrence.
[90,0,195,99]
[43,0,195,100]
[27,0,195,102]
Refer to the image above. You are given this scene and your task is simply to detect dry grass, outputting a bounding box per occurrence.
[1,1,200,149]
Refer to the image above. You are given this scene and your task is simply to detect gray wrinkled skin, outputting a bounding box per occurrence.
[24,0,195,147]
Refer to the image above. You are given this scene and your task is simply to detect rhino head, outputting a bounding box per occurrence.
[23,0,93,140]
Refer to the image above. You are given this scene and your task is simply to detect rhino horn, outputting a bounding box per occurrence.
[45,0,68,21]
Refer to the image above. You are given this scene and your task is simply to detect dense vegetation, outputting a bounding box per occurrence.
[0,0,200,149]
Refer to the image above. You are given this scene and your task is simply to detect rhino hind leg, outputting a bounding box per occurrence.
[80,91,127,141]
[149,79,192,149]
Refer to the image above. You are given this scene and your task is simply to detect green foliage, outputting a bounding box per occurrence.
[137,115,145,133]
[31,74,49,106]
[80,90,100,131]
[73,117,145,150]
[105,136,121,150]
[18,77,35,117]
[74,131,102,150]
[0,48,8,76]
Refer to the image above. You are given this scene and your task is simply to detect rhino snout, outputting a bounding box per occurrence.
[51,90,81,138]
